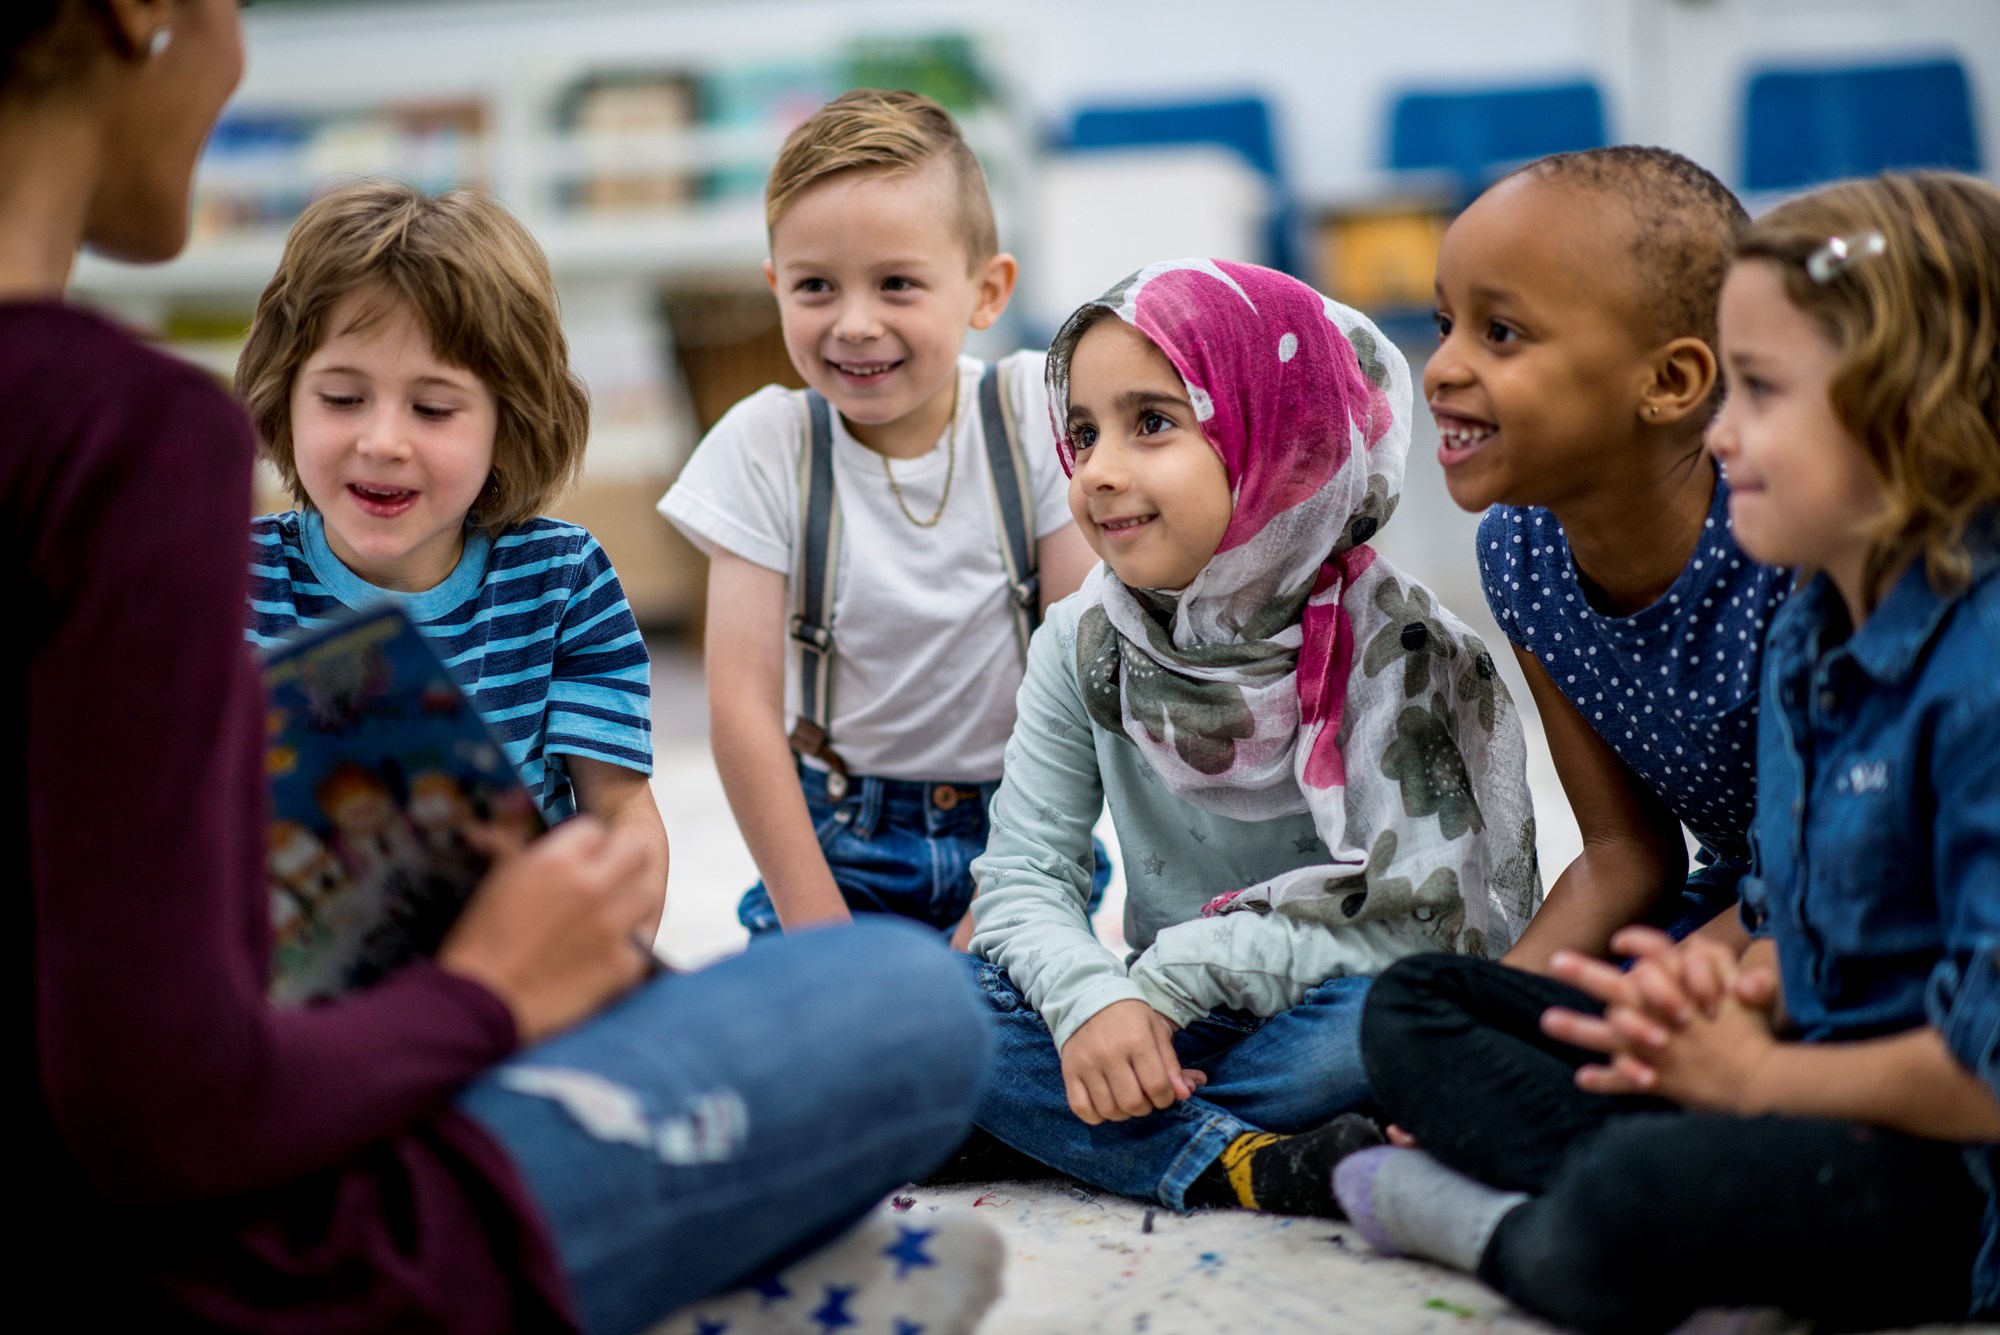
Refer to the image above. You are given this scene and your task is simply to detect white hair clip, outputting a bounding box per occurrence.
[1806,230,1886,284]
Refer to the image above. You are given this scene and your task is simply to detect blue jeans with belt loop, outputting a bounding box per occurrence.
[739,765,1110,936]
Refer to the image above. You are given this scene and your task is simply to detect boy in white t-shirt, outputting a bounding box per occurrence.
[660,89,1098,944]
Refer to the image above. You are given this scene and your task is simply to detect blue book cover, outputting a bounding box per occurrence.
[262,605,542,1004]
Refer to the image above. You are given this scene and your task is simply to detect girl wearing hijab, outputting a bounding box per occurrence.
[963,259,1541,1216]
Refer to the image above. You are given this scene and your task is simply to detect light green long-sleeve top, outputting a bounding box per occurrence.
[969,597,1435,1051]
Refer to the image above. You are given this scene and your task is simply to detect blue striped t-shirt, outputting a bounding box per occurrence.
[247,510,653,819]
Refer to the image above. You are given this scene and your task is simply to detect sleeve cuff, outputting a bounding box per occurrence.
[399,956,522,1055]
[1927,948,2000,1093]
[657,489,789,573]
[1131,966,1205,1030]
[1046,977,1150,1052]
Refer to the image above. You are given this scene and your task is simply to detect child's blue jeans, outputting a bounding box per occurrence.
[960,953,1374,1210]
[459,920,991,1335]
[740,765,1110,936]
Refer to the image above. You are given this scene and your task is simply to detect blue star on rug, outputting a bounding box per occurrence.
[894,1321,926,1335]
[693,1321,729,1335]
[882,1225,937,1279]
[812,1284,857,1332]
[749,1273,790,1307]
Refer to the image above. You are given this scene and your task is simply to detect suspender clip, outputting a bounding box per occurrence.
[788,616,834,653]
[787,719,853,800]
[1010,575,1041,612]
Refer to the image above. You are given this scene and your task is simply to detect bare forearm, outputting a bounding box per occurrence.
[1741,1027,2000,1141]
[710,702,849,929]
[1505,850,1670,972]
[567,758,670,936]
[602,795,669,937]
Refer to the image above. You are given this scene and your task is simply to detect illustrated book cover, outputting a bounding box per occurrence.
[262,605,541,1003]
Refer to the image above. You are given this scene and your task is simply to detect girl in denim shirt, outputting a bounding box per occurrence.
[1337,173,2000,1333]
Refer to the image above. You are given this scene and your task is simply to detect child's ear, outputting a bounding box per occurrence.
[1641,336,1720,426]
[968,252,1019,332]
[762,259,778,296]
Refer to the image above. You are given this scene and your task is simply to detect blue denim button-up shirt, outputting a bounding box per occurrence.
[1739,539,2000,1316]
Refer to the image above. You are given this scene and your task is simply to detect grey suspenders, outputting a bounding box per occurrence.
[786,364,1041,798]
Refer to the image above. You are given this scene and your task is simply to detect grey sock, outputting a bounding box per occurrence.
[1332,1146,1527,1273]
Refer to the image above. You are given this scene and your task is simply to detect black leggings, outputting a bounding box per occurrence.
[1362,953,1984,1334]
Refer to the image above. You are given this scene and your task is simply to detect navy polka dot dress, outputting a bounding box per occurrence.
[1477,473,1789,912]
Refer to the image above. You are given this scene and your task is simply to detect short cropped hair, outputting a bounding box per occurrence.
[1516,145,1748,352]
[764,88,998,265]
[236,180,590,535]
[1738,172,2000,602]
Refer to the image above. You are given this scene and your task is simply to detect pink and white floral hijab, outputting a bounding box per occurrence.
[1048,260,1539,956]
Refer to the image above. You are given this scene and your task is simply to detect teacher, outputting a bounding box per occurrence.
[6,3,991,1331]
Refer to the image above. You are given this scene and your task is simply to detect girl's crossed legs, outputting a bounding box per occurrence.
[1362,953,1982,1334]
[963,954,1373,1210]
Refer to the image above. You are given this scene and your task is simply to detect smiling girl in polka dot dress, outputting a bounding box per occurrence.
[1427,146,1789,971]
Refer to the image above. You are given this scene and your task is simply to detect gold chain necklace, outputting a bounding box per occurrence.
[879,387,958,528]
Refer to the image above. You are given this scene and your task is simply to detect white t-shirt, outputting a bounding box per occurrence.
[660,351,1074,782]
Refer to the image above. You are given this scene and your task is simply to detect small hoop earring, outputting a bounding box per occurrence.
[149,28,172,58]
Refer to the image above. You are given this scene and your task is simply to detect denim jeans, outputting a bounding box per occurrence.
[459,920,991,1335]
[741,766,1110,935]
[962,954,1374,1210]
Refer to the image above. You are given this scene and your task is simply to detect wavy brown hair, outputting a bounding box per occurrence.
[1737,172,2000,601]
[236,180,590,535]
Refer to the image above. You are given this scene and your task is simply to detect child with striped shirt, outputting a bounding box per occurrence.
[241,180,668,930]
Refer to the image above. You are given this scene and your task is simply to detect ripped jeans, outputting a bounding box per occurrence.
[460,920,991,1335]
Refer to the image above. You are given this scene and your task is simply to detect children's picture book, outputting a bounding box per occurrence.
[262,605,542,1004]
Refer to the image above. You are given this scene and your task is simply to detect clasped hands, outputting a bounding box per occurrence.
[1541,926,1786,1114]
[1059,999,1208,1125]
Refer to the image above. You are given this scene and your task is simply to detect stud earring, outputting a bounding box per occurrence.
[149,28,172,58]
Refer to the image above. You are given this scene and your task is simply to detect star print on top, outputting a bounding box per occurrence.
[1476,471,1790,900]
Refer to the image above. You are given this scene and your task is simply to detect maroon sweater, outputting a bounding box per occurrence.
[9,303,573,1330]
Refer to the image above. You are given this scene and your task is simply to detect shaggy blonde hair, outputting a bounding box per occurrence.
[236,180,590,535]
[764,88,997,265]
[1737,172,2000,603]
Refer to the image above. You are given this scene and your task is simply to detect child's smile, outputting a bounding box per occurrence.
[1065,317,1232,592]
[289,287,497,593]
[1433,409,1499,464]
[346,482,421,518]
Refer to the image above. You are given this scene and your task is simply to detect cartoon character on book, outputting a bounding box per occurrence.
[316,762,421,886]
[408,768,485,884]
[267,819,341,976]
[298,641,395,735]
[270,818,343,907]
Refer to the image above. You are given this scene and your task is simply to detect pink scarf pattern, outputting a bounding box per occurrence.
[1050,260,1539,955]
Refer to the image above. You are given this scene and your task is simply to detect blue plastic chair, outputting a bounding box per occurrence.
[1064,96,1297,274]
[1743,57,1982,192]
[1386,80,1607,200]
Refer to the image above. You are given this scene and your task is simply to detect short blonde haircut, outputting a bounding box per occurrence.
[236,180,590,535]
[1737,172,2000,603]
[764,88,998,266]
